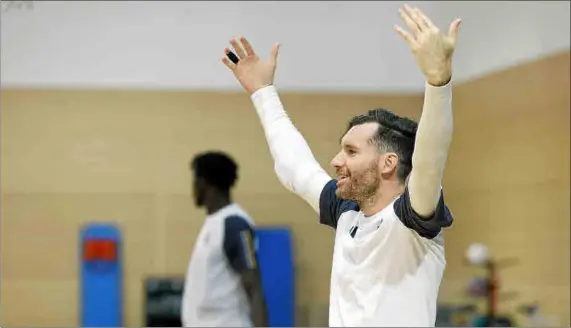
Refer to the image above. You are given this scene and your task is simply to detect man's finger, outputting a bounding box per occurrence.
[413,6,436,30]
[399,7,421,34]
[404,4,428,31]
[269,42,281,66]
[240,36,256,56]
[221,56,236,70]
[448,18,462,42]
[229,38,246,59]
[225,49,240,64]
[394,25,416,47]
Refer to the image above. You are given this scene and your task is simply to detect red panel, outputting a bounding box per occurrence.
[83,239,117,262]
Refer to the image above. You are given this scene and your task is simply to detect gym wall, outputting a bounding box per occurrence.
[1,51,569,326]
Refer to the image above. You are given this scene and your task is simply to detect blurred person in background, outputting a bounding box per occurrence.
[221,4,460,327]
[181,151,268,327]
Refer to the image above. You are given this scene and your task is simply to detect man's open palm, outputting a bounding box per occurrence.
[222,37,281,95]
[394,4,461,86]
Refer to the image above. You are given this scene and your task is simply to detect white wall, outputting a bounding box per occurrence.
[1,1,569,92]
[437,1,570,82]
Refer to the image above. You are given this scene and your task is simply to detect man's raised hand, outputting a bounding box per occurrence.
[222,37,281,95]
[394,4,461,86]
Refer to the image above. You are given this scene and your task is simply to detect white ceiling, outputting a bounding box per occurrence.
[1,1,569,92]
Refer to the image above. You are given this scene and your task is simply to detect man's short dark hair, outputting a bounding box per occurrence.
[347,108,418,182]
[191,151,238,192]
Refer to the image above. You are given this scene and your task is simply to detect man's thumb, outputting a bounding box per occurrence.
[270,42,281,66]
[448,18,461,42]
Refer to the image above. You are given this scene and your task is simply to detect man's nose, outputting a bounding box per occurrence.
[330,151,344,169]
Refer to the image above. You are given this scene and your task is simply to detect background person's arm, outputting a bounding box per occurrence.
[223,216,268,327]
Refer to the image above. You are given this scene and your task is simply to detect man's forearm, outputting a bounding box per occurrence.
[250,85,330,213]
[408,81,453,217]
[248,287,268,327]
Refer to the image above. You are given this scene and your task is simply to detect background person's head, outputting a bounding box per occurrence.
[331,109,417,202]
[190,151,238,208]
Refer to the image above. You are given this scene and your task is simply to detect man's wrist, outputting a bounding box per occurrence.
[427,74,452,87]
[250,84,277,102]
[426,62,452,87]
[248,83,274,96]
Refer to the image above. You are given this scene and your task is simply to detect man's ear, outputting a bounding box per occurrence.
[380,152,399,175]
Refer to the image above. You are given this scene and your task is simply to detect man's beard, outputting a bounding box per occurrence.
[335,160,381,202]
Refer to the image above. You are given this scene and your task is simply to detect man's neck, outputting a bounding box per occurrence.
[205,195,232,215]
[359,182,405,217]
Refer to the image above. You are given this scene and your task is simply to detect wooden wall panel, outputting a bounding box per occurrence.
[441,51,570,326]
[1,51,568,326]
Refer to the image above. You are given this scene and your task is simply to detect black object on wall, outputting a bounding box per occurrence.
[144,277,185,327]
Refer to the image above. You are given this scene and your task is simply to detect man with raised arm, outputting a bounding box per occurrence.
[221,4,461,327]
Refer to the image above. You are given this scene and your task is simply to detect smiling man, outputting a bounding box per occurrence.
[220,4,460,326]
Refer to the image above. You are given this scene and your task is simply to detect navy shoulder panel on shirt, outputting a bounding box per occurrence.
[319,179,359,229]
[223,215,258,272]
[393,186,453,239]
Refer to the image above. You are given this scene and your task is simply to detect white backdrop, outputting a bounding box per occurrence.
[1,1,569,92]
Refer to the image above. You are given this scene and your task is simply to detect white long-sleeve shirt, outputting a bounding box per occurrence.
[250,83,454,327]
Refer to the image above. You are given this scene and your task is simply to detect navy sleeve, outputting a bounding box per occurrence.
[223,215,258,272]
[393,186,453,239]
[319,179,360,229]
